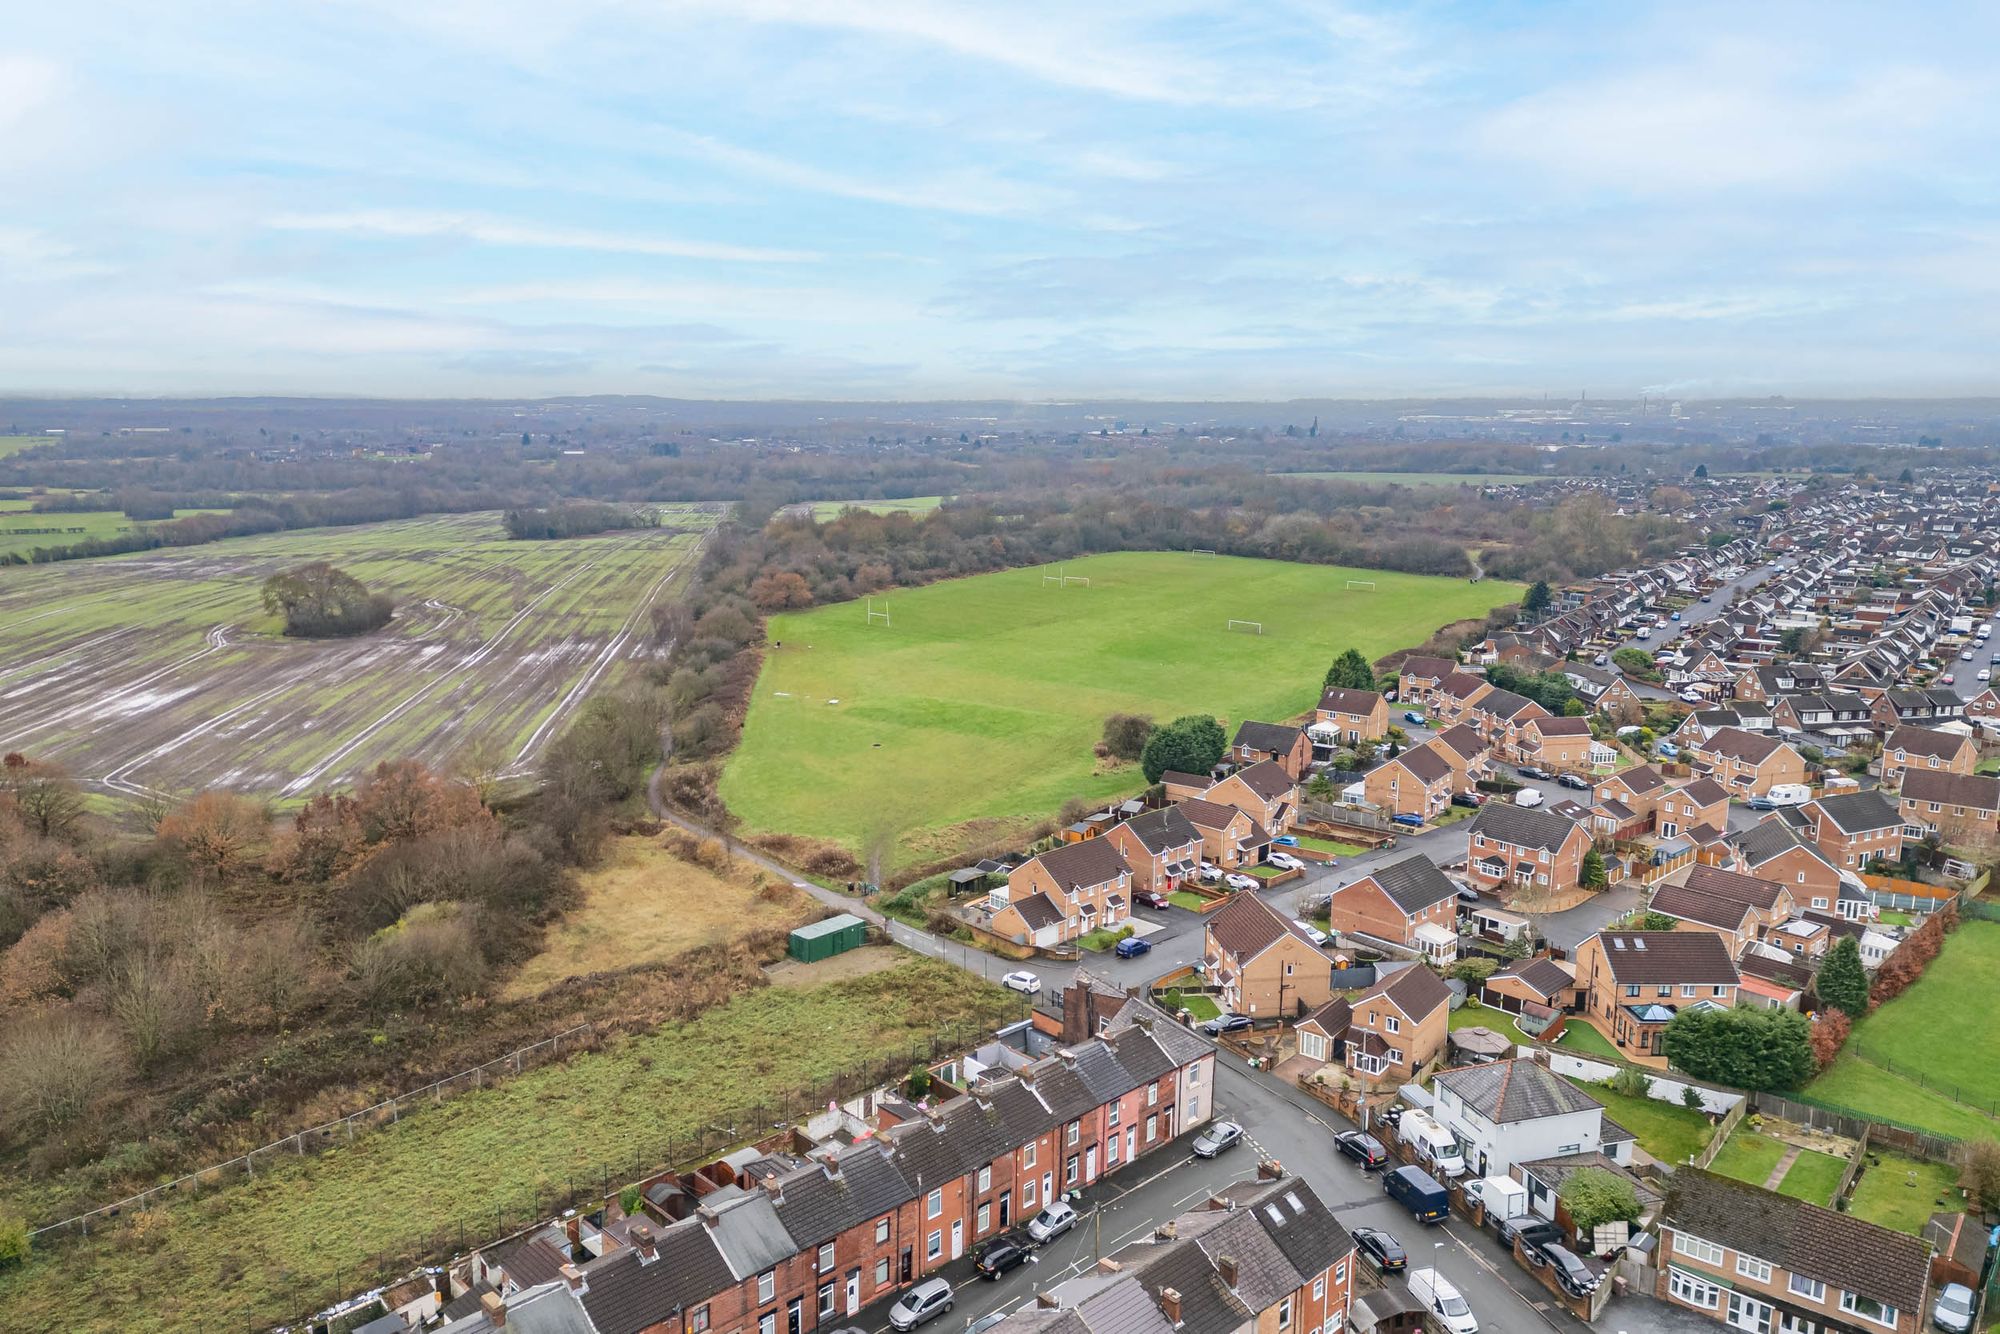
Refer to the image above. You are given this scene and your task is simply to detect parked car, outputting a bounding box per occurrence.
[1292,919,1328,946]
[1699,594,1712,602]
[1451,791,1486,808]
[974,1238,1030,1279]
[1943,673,1957,685]
[1135,887,1170,910]
[1670,611,1682,621]
[1513,788,1544,808]
[1962,650,1975,661]
[1455,884,1483,903]
[1592,652,1609,666]
[1001,970,1040,994]
[1224,872,1259,891]
[1333,1129,1388,1169]
[1351,1225,1407,1272]
[1933,1282,1976,1334]
[1981,669,1992,683]
[1199,1013,1252,1037]
[1027,1200,1077,1243]
[1543,1244,1601,1298]
[1383,1164,1450,1223]
[1408,1268,1478,1334]
[1655,741,1680,759]
[1556,773,1591,790]
[1273,834,1300,847]
[888,1279,955,1331]
[1269,851,1305,872]
[1516,765,1554,780]
[1404,710,1427,725]
[1678,689,1707,703]
[1197,861,1222,882]
[1114,935,1152,958]
[1392,812,1425,827]
[1498,1216,1561,1249]
[1192,1120,1245,1158]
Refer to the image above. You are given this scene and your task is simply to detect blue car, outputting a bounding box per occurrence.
[1391,813,1424,828]
[1273,834,1299,847]
[1403,710,1426,725]
[1114,936,1152,959]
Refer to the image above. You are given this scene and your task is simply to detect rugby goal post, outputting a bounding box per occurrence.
[1345,579,1377,591]
[865,597,891,627]
[1227,619,1264,635]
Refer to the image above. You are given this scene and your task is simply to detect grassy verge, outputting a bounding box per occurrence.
[1565,1080,1713,1164]
[1847,1153,1963,1235]
[0,956,1018,1334]
[1075,925,1135,952]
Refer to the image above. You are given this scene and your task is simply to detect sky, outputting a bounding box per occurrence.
[4,1,1998,400]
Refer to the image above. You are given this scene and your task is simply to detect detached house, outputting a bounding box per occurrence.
[1688,727,1808,797]
[1802,791,1904,869]
[1879,725,1978,788]
[1468,687,1552,758]
[1104,807,1205,896]
[1520,715,1604,773]
[1561,662,1644,717]
[1362,741,1456,821]
[1432,1058,1629,1177]
[1657,1168,1931,1334]
[1465,805,1593,896]
[1596,764,1668,824]
[1179,797,1269,870]
[1314,688,1389,744]
[1207,760,1298,835]
[991,840,1132,948]
[1657,778,1731,841]
[1230,721,1313,780]
[1203,891,1332,1019]
[1897,769,2000,843]
[1343,964,1451,1085]
[1323,854,1461,964]
[1397,655,1459,708]
[1573,931,1739,1060]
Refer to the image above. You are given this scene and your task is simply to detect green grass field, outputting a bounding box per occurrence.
[1806,920,2000,1137]
[722,552,1518,865]
[808,496,946,520]
[1269,471,1549,487]
[0,508,718,802]
[1846,1153,1962,1235]
[1565,1079,1714,1164]
[0,434,57,458]
[0,955,1018,1333]
[0,507,227,557]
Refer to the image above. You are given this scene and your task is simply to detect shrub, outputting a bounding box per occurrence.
[619,1184,644,1216]
[1100,713,1153,762]
[1663,1006,1814,1091]
[348,903,488,1010]
[1959,1139,2000,1213]
[0,1213,26,1270]
[1563,1167,1641,1231]
[0,1007,124,1138]
[1610,1065,1652,1098]
[1450,958,1497,984]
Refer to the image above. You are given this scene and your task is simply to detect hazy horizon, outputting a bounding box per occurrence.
[6,3,1997,399]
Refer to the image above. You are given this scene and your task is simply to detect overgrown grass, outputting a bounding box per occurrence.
[722,552,1519,868]
[1846,1153,1963,1235]
[1564,1079,1713,1164]
[0,956,1018,1334]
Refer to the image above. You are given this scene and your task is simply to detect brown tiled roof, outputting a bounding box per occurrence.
[1886,724,1970,760]
[1032,838,1131,890]
[1160,770,1210,789]
[1698,726,1788,763]
[1012,892,1066,931]
[1490,955,1573,998]
[1399,655,1455,682]
[1117,806,1204,855]
[1588,931,1738,985]
[1233,720,1304,753]
[1681,863,1788,911]
[1611,764,1666,795]
[1177,797,1243,831]
[1899,769,2000,812]
[1226,759,1296,801]
[1392,743,1453,785]
[1298,996,1351,1035]
[1475,687,1545,722]
[1675,777,1730,806]
[1439,670,1492,700]
[1317,687,1384,715]
[1354,962,1451,1020]
[1205,890,1318,963]
[1531,716,1591,737]
[1647,883,1755,932]
[1662,1168,1930,1316]
[1433,723,1486,760]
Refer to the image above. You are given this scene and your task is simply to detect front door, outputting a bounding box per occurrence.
[788,1299,802,1334]
[1125,1125,1136,1161]
[950,1220,963,1259]
[998,1190,1011,1227]
[1085,1145,1097,1181]
[899,1247,912,1284]
[845,1271,860,1316]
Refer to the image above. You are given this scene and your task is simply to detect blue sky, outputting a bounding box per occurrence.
[4,2,1996,399]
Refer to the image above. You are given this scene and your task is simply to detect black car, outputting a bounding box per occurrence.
[1199,1013,1253,1037]
[974,1239,1030,1280]
[1350,1226,1407,1273]
[1516,765,1554,781]
[1539,1243,1601,1297]
[1499,1216,1561,1249]
[1556,773,1591,790]
[1334,1130,1389,1169]
[1450,791,1486,808]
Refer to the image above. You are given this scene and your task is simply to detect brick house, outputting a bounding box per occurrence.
[1729,822,1847,915]
[1397,654,1459,708]
[1879,724,1978,788]
[1519,715,1600,773]
[1657,1168,1930,1334]
[1431,671,1496,727]
[1572,931,1739,1060]
[1657,778,1731,840]
[1467,687,1553,759]
[1869,687,1967,731]
[1230,720,1314,780]
[1203,890,1332,1019]
[1207,759,1298,835]
[1687,727,1808,798]
[1315,687,1390,744]
[990,840,1132,948]
[1645,881,1763,956]
[1481,955,1579,1016]
[1104,807,1205,895]
[1465,804,1593,896]
[1676,863,1798,937]
[1802,791,1904,870]
[1560,662,1644,716]
[1595,764,1668,824]
[1430,723,1492,787]
[1343,964,1450,1084]
[1323,853,1461,965]
[1362,741,1456,820]
[1897,769,2000,844]
[1178,797,1270,870]
[1965,686,2000,724]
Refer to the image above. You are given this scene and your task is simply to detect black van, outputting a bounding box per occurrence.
[1383,1164,1450,1224]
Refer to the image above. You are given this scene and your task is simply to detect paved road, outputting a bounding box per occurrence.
[1595,560,1782,702]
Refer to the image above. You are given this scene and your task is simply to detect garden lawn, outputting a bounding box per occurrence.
[1075,926,1133,952]
[1847,1154,1963,1235]
[1168,891,1208,911]
[1554,1020,1623,1060]
[1159,989,1221,1021]
[723,552,1518,868]
[1806,919,2000,1137]
[1564,1080,1714,1164]
[1707,1130,1788,1189]
[1774,1149,1849,1206]
[1449,1003,1529,1047]
[1295,835,1366,857]
[0,956,1018,1334]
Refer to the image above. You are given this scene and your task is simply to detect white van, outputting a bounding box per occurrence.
[1398,1108,1466,1178]
[1513,787,1544,808]
[1409,1268,1478,1334]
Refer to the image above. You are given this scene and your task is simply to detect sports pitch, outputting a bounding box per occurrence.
[721,551,1520,866]
[0,508,719,802]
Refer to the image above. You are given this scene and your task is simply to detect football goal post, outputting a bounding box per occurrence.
[1192,548,1216,558]
[865,597,891,627]
[1227,619,1264,635]
[1345,579,1377,591]
[1062,575,1090,586]
[1043,566,1065,585]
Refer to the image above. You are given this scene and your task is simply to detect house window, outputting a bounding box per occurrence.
[1670,1269,1722,1309]
[1658,985,1672,997]
[1022,1178,1036,1208]
[1737,1254,1773,1282]
[1148,1084,1158,1106]
[1146,1114,1158,1142]
[1386,1015,1401,1034]
[1673,1233,1726,1266]
[1279,1298,1293,1331]
[875,1218,890,1244]
[1336,1260,1348,1286]
[691,1307,712,1334]
[818,1283,837,1317]
[1626,984,1641,998]
[1682,984,1697,998]
[1314,1276,1326,1301]
[760,1314,776,1334]
[1728,1292,1774,1334]
[1789,1275,1826,1302]
[1023,1143,1036,1168]
[759,1271,776,1303]
[977,1203,990,1233]
[1285,962,1295,977]
[818,1243,835,1271]
[875,1259,890,1288]
[1839,1292,1898,1328]
[977,1166,991,1193]
[1712,985,1727,997]
[1066,1121,1080,1147]
[1780,1316,1817,1334]
[926,1230,942,1261]
[1108,1104,1120,1128]
[926,1188,943,1219]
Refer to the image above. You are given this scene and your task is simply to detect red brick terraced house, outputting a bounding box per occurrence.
[1656,778,1732,842]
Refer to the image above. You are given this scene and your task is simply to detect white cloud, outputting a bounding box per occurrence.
[0,227,112,282]
[263,208,821,263]
[651,129,1060,217]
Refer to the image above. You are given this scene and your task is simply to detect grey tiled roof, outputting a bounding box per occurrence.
[1811,790,1901,833]
[1469,802,1584,852]
[1118,806,1202,854]
[771,1141,913,1246]
[580,1222,735,1334]
[1435,1057,1600,1123]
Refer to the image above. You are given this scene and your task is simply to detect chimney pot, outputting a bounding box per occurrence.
[1155,1219,1177,1241]
[762,1173,784,1197]
[561,1262,587,1293]
[1217,1254,1238,1289]
[481,1291,509,1328]
[632,1223,658,1263]
[1160,1288,1182,1325]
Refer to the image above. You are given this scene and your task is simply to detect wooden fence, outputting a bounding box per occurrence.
[1751,1091,1966,1163]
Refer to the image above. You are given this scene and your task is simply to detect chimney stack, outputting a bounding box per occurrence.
[1159,1289,1182,1326]
[1097,1258,1122,1275]
[698,1205,721,1229]
[481,1292,508,1328]
[1217,1255,1238,1289]
[561,1263,587,1294]
[761,1172,784,1198]
[1257,1159,1284,1181]
[632,1223,659,1264]
[566,1215,583,1247]
[1154,1219,1178,1241]
[1037,1292,1062,1310]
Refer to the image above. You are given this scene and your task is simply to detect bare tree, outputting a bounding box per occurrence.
[0,756,85,842]
[0,1007,124,1137]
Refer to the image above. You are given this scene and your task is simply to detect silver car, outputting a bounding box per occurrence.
[1933,1283,1975,1334]
[889,1278,955,1331]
